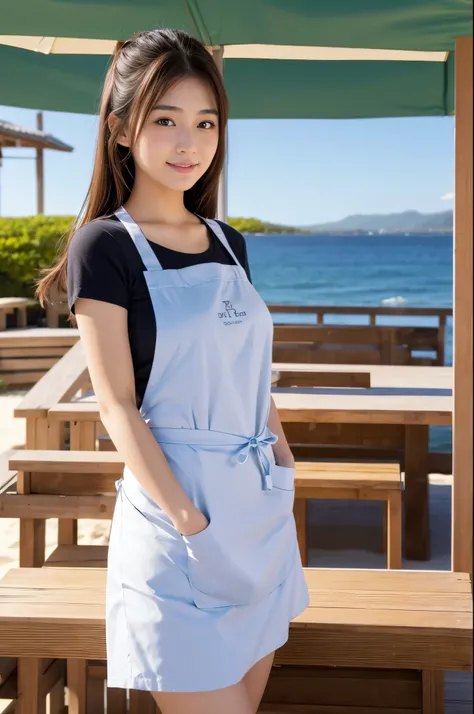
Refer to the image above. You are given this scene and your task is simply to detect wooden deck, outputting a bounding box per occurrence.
[305,478,472,712]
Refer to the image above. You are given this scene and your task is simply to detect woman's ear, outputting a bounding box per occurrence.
[108,113,130,148]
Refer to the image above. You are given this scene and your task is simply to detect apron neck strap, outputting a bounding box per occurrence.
[200,217,243,270]
[114,206,164,271]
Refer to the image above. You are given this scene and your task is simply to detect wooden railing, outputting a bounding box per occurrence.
[268,305,452,366]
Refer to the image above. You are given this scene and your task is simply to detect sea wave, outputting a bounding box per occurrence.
[381,296,408,306]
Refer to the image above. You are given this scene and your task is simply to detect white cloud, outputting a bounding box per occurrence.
[441,192,454,201]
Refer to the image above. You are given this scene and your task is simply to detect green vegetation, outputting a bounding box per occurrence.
[0,213,303,299]
[0,215,74,298]
[229,217,304,234]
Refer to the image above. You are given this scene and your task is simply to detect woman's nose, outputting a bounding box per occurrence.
[175,129,197,153]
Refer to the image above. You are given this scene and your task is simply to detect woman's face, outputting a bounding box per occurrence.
[126,76,219,192]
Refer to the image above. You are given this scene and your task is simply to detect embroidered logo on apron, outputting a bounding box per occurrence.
[218,300,247,325]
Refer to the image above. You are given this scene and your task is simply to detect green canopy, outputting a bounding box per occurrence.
[0,44,456,118]
[0,0,471,50]
[0,1,471,117]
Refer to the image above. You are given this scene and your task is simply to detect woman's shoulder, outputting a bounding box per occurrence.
[68,215,133,264]
[70,215,127,248]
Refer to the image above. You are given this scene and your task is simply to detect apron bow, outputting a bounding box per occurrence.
[236,430,279,490]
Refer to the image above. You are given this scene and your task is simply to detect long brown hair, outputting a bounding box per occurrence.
[36,27,228,308]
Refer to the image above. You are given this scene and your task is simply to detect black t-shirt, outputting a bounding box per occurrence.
[66,214,252,409]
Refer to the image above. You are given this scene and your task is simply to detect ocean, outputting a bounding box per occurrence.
[246,232,453,454]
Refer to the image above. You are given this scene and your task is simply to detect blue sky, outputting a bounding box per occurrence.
[0,104,454,226]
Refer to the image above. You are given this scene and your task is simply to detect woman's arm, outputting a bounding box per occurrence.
[74,297,208,536]
[267,395,295,468]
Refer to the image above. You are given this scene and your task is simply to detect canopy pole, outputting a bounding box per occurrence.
[452,36,473,573]
[36,111,44,214]
[211,46,228,222]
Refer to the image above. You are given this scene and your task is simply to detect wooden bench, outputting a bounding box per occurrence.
[0,297,28,332]
[3,450,402,570]
[0,327,79,386]
[272,324,440,366]
[0,567,471,713]
[295,460,402,568]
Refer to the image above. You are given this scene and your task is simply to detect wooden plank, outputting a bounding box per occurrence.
[262,422,404,448]
[387,492,403,570]
[0,371,50,385]
[13,340,87,418]
[273,364,453,390]
[268,305,452,318]
[273,345,384,364]
[67,659,86,714]
[453,35,473,574]
[0,449,18,494]
[0,358,59,371]
[0,569,470,670]
[0,494,115,519]
[49,393,452,425]
[30,472,118,495]
[261,666,421,709]
[422,671,444,714]
[106,688,127,714]
[276,370,371,388]
[0,298,29,308]
[45,545,108,568]
[0,346,68,358]
[9,450,124,472]
[17,657,45,714]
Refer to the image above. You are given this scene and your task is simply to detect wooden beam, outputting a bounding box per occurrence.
[36,112,44,215]
[453,36,473,574]
[211,45,228,222]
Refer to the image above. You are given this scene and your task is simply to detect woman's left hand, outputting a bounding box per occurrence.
[275,452,296,468]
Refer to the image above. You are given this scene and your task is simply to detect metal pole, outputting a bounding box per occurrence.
[211,46,228,222]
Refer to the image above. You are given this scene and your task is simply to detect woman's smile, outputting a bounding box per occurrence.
[166,161,199,173]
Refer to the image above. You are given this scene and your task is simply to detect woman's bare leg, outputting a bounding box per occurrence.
[151,681,253,714]
[241,651,275,712]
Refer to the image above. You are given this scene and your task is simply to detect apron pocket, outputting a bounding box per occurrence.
[182,514,296,609]
[271,464,295,492]
[182,521,253,608]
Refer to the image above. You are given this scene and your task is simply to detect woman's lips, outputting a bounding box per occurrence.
[166,162,198,173]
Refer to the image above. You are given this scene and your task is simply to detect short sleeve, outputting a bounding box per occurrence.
[66,221,130,314]
[217,221,252,283]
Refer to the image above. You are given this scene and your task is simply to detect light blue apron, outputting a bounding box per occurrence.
[106,206,309,692]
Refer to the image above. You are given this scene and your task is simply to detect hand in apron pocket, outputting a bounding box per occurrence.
[182,464,297,610]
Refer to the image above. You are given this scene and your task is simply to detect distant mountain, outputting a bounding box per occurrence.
[302,210,453,234]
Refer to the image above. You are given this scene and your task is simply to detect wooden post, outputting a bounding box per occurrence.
[452,36,473,574]
[211,46,228,222]
[36,112,44,215]
[404,425,430,561]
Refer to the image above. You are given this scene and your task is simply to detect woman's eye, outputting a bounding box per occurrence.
[199,121,215,129]
[155,118,174,126]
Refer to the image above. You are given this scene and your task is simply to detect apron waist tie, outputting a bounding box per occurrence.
[148,425,279,491]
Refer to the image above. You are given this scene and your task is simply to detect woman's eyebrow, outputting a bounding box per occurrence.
[153,104,218,115]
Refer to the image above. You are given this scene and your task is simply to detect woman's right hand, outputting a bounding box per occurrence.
[175,509,209,537]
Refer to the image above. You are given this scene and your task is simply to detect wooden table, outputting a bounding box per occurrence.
[46,364,451,561]
[0,297,28,331]
[273,363,453,389]
[272,364,452,561]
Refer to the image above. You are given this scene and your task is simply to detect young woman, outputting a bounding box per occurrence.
[36,27,308,714]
